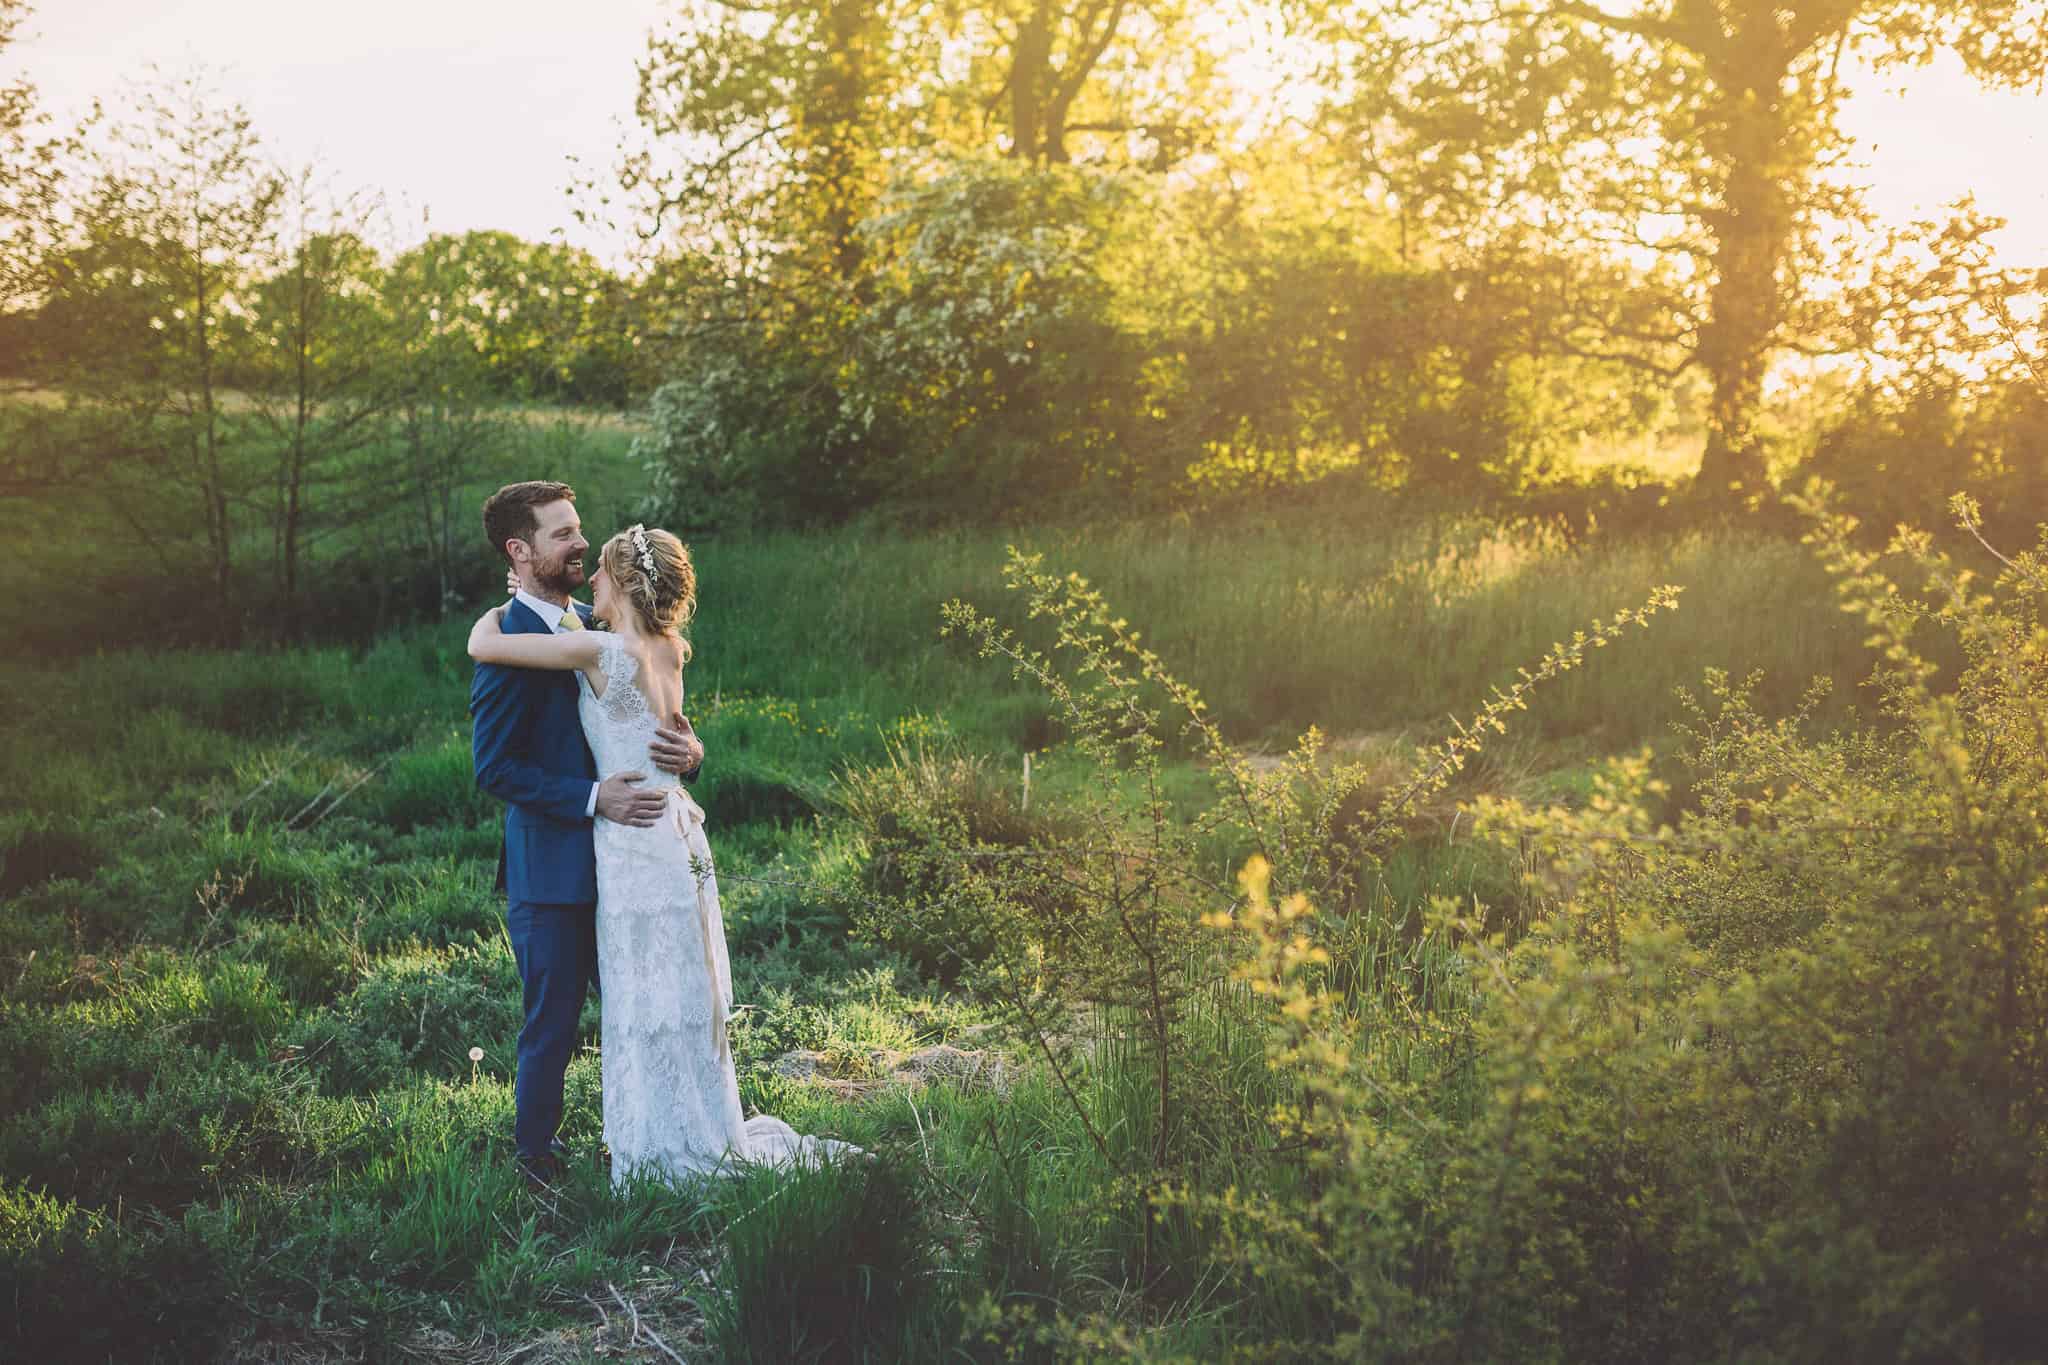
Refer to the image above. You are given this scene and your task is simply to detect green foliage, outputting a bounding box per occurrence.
[1304,0,2048,505]
[0,952,290,1114]
[636,150,1654,526]
[286,942,523,1095]
[837,737,1080,982]
[847,158,1154,508]
[699,1150,946,1362]
[829,510,2048,1355]
[6,492,2043,1355]
[835,544,1676,1342]
[679,513,1872,748]
[2,1050,306,1209]
[0,1183,235,1362]
[1007,490,2044,1359]
[1802,378,2048,548]
[0,813,101,894]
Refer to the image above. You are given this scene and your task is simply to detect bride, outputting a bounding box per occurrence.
[468,523,854,1187]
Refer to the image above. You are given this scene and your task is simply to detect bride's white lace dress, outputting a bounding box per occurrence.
[578,630,855,1188]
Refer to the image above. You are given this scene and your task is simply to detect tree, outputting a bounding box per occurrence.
[36,71,282,622]
[409,231,627,403]
[946,0,1226,166]
[621,0,1265,524]
[0,0,96,383]
[629,0,932,294]
[382,231,514,612]
[1,0,56,310]
[845,156,1150,503]
[0,0,37,320]
[624,0,1230,281]
[1306,0,2048,506]
[245,169,394,628]
[1797,202,2048,541]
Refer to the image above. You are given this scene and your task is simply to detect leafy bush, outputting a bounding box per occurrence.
[1800,380,2048,549]
[838,738,1081,983]
[727,985,832,1069]
[843,545,1673,1346]
[1169,491,2048,1359]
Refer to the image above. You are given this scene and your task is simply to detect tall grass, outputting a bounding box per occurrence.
[691,517,1877,750]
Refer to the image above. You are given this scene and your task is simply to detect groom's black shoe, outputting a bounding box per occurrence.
[518,1151,567,1193]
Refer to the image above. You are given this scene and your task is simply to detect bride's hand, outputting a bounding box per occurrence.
[505,567,519,596]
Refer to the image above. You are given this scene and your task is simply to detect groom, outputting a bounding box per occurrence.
[470,480,705,1189]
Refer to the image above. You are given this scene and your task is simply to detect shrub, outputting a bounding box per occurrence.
[1800,381,2048,549]
[1176,490,2048,1359]
[842,545,1674,1342]
[837,738,1080,983]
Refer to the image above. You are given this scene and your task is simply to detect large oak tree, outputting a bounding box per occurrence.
[1307,0,2048,504]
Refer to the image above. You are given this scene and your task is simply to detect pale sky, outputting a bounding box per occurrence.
[12,0,2048,268]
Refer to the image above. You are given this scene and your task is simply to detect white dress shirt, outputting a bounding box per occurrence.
[513,589,601,819]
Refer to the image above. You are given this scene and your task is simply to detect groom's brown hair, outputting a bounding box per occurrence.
[483,481,577,563]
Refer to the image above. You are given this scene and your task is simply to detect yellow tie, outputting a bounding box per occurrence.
[558,609,583,632]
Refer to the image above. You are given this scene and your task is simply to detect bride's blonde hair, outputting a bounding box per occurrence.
[598,525,696,661]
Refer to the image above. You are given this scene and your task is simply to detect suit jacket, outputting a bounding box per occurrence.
[470,598,600,906]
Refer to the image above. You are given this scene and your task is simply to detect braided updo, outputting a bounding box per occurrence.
[597,525,696,661]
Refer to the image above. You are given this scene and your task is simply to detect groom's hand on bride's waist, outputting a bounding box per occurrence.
[597,772,668,827]
[651,712,704,784]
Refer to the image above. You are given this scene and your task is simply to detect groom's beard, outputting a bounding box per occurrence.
[532,555,585,598]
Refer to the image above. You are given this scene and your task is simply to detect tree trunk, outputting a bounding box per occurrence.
[808,0,870,285]
[194,253,237,635]
[1453,340,1513,491]
[1692,79,1795,510]
[283,251,312,638]
[1010,3,1052,160]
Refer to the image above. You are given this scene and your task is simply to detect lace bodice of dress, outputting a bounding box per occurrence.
[576,632,679,791]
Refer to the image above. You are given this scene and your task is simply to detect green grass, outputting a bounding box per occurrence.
[2,441,1923,1357]
[685,515,1879,754]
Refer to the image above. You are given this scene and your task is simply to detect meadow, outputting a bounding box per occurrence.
[3,431,2033,1360]
[9,0,2047,1347]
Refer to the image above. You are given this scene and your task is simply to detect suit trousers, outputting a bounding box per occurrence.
[505,898,599,1159]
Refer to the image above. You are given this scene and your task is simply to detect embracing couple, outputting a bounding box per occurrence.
[466,480,852,1192]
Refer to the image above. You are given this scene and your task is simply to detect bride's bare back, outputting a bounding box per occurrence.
[626,634,685,720]
[582,631,685,719]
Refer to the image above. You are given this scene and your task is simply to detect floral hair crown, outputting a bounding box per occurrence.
[628,524,656,577]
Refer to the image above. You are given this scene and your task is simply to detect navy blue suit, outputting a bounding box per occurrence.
[471,597,600,1160]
